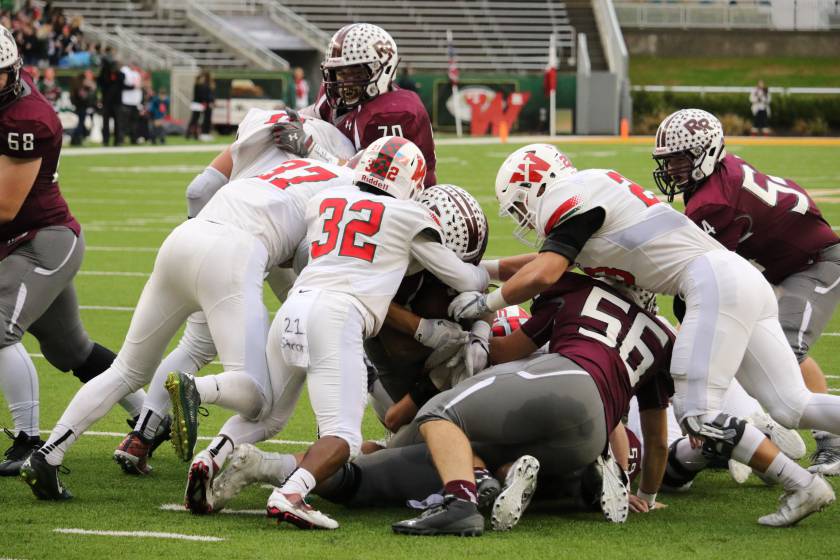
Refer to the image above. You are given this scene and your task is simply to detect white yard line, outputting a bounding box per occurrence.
[159,504,264,516]
[36,429,311,447]
[53,528,224,542]
[78,271,150,277]
[87,246,159,253]
[79,305,134,312]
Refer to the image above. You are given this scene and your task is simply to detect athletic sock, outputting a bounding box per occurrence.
[759,452,814,491]
[261,452,299,485]
[282,467,317,498]
[0,343,40,437]
[39,426,77,466]
[135,409,163,441]
[812,430,840,444]
[194,372,261,419]
[207,435,234,467]
[444,480,478,504]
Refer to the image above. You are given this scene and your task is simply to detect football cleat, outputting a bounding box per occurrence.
[728,460,751,484]
[748,410,806,460]
[185,450,218,515]
[491,455,539,531]
[596,453,629,523]
[127,414,173,458]
[165,372,204,462]
[266,491,339,530]
[113,431,153,475]
[475,468,502,510]
[19,451,72,500]
[0,429,43,477]
[393,496,484,536]
[808,436,840,476]
[757,474,835,527]
[212,444,288,512]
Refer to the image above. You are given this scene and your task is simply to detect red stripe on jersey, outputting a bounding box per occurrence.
[544,195,582,235]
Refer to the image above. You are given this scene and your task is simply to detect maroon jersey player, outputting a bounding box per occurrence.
[652,108,840,475]
[0,27,148,478]
[277,23,436,186]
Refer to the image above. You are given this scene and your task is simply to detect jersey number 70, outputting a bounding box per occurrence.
[311,198,385,262]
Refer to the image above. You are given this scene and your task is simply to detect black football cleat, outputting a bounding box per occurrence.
[0,429,43,477]
[19,451,73,500]
[393,496,484,536]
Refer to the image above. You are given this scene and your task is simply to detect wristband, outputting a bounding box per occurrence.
[480,260,501,281]
[485,288,509,312]
[636,489,657,508]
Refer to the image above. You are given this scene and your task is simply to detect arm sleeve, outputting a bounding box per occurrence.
[539,207,606,262]
[687,203,744,251]
[636,370,674,412]
[186,166,229,218]
[410,234,489,293]
[408,376,440,409]
[519,297,558,348]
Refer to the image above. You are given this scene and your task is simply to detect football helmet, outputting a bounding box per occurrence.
[322,23,399,109]
[0,26,23,108]
[353,136,425,200]
[495,144,577,245]
[491,305,531,337]
[652,108,726,201]
[415,184,488,264]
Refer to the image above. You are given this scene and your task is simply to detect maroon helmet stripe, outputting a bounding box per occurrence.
[657,112,678,148]
[330,25,354,58]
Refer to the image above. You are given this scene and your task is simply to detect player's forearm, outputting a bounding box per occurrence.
[489,329,537,365]
[411,238,489,293]
[0,155,41,223]
[638,408,668,495]
[384,302,421,337]
[498,252,569,308]
[497,253,539,281]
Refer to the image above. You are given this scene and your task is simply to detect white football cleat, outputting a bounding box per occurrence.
[596,453,629,523]
[491,455,540,531]
[758,474,835,527]
[266,490,339,530]
[212,444,269,512]
[748,411,806,460]
[185,450,218,515]
[728,460,751,484]
[808,436,840,476]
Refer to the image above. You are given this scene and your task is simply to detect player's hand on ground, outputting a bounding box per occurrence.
[271,109,312,156]
[384,394,418,433]
[629,494,667,513]
[448,291,490,321]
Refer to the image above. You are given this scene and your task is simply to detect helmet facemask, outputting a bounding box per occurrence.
[322,63,378,109]
[500,190,540,248]
[0,58,22,108]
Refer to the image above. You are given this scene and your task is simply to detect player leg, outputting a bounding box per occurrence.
[115,312,216,475]
[0,227,87,475]
[776,244,840,473]
[266,290,368,530]
[21,223,202,499]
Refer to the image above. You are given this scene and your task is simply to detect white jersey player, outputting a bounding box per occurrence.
[449,144,838,527]
[253,136,489,530]
[113,109,355,478]
[22,155,352,502]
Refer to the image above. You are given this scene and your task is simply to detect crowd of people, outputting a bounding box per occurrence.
[2,1,97,69]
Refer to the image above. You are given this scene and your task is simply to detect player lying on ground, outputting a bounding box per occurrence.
[0,25,157,478]
[652,109,840,475]
[449,143,836,526]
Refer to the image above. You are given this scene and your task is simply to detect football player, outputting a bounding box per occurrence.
[20,148,354,499]
[450,143,838,527]
[652,109,840,475]
[113,108,356,477]
[0,26,151,477]
[213,137,488,529]
[273,23,437,187]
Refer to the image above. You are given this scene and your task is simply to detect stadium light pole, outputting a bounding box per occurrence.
[548,33,557,138]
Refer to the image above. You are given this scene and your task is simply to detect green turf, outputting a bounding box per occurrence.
[2,140,840,559]
[630,56,840,87]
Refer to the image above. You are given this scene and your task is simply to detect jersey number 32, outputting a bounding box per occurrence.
[311,198,385,262]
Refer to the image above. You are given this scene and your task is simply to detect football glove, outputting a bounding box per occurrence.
[271,109,313,157]
[420,319,470,370]
[448,291,490,321]
[444,320,491,387]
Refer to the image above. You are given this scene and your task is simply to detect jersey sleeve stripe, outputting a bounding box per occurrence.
[544,195,582,235]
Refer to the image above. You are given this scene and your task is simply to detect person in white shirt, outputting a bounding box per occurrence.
[117,64,142,145]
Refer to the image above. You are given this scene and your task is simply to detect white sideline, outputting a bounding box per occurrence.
[87,246,159,253]
[160,503,264,516]
[53,528,223,542]
[78,271,150,277]
[37,429,311,447]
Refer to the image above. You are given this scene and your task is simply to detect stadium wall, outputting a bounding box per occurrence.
[623,29,840,58]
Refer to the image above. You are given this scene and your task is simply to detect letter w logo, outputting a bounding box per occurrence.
[510,153,550,184]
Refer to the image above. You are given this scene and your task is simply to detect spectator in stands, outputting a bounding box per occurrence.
[186,70,215,140]
[37,66,61,111]
[397,63,420,93]
[148,87,169,145]
[98,48,121,146]
[117,62,143,145]
[70,69,97,145]
[292,66,309,110]
[750,79,771,136]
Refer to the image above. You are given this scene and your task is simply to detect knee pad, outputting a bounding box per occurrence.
[690,413,747,461]
[661,438,700,491]
[71,342,115,382]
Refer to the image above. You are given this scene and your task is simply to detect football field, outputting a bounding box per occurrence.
[2,137,840,559]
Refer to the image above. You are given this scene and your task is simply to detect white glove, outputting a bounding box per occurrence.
[448,291,490,321]
[418,318,469,370]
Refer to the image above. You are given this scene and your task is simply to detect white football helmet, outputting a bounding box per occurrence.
[652,108,726,201]
[495,144,577,246]
[322,23,398,109]
[415,184,488,264]
[0,26,22,107]
[353,136,426,200]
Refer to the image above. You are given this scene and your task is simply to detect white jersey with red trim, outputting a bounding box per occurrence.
[198,158,354,268]
[536,168,723,295]
[294,185,444,334]
[230,108,356,181]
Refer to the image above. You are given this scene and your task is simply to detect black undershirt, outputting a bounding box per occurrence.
[539,207,606,262]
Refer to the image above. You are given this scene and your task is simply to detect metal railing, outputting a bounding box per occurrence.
[82,23,168,69]
[615,3,773,29]
[633,85,840,96]
[114,25,198,69]
[184,0,290,70]
[264,0,331,51]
